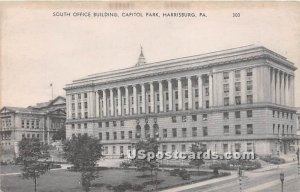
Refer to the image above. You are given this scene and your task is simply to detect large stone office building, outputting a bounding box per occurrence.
[65,45,298,157]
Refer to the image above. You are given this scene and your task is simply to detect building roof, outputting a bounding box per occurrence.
[65,45,297,90]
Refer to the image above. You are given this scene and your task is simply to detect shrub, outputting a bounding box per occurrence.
[260,155,285,164]
[209,160,261,170]
[112,182,132,192]
[132,184,144,191]
[213,167,219,175]
[120,160,132,168]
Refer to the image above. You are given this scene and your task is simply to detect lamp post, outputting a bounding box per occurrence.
[280,172,284,192]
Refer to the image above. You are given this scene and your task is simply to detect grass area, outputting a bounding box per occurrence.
[1,167,225,192]
[0,165,22,174]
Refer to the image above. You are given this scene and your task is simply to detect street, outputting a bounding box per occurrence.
[170,162,300,192]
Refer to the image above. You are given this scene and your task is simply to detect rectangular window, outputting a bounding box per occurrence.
[235,125,241,135]
[78,94,81,99]
[148,95,151,102]
[99,133,102,140]
[78,124,81,129]
[247,124,253,134]
[192,115,197,121]
[21,120,25,128]
[235,143,241,152]
[113,121,117,127]
[106,122,109,127]
[84,102,88,109]
[223,112,229,120]
[104,146,108,154]
[163,129,167,138]
[162,145,167,153]
[246,68,253,76]
[223,144,228,153]
[128,131,132,139]
[247,143,253,152]
[172,128,177,137]
[98,122,102,128]
[247,81,253,90]
[172,116,177,123]
[223,84,229,93]
[195,89,199,97]
[203,127,208,136]
[72,124,75,129]
[224,97,229,106]
[185,90,188,98]
[235,70,241,79]
[139,95,142,103]
[84,93,87,98]
[181,145,186,152]
[182,116,187,122]
[182,128,187,137]
[235,82,241,91]
[72,103,75,110]
[223,72,229,80]
[84,123,87,129]
[224,125,229,134]
[175,91,178,99]
[120,120,124,127]
[195,102,199,109]
[113,132,117,140]
[172,145,176,152]
[205,88,209,96]
[192,127,197,137]
[175,104,179,111]
[72,95,75,100]
[247,95,253,104]
[121,131,125,139]
[112,146,116,154]
[273,124,275,134]
[247,110,253,118]
[84,112,88,119]
[185,102,188,110]
[166,92,169,101]
[157,94,159,101]
[166,104,169,112]
[26,120,30,128]
[235,111,240,118]
[78,103,81,109]
[206,100,209,108]
[273,110,276,117]
[202,114,208,121]
[235,96,241,105]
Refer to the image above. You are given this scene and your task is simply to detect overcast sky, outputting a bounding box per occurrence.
[1,2,300,107]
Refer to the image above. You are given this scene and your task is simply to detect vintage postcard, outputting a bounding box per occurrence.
[0,1,300,192]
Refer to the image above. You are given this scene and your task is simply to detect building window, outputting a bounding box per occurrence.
[78,94,81,99]
[78,124,81,129]
[235,96,241,105]
[247,95,253,104]
[128,131,132,139]
[72,124,75,129]
[273,110,276,117]
[202,114,208,121]
[247,81,253,91]
[163,129,167,138]
[182,116,187,122]
[84,102,88,109]
[223,144,228,153]
[78,103,81,109]
[84,112,88,119]
[99,133,102,140]
[175,91,178,99]
[235,70,241,79]
[185,90,188,98]
[166,92,169,101]
[223,72,229,80]
[157,94,159,101]
[104,146,108,154]
[181,144,186,152]
[185,102,188,110]
[172,145,176,152]
[246,68,253,76]
[192,115,197,121]
[72,95,75,100]
[235,143,241,152]
[195,89,199,97]
[206,101,209,108]
[106,122,109,127]
[26,120,30,128]
[72,103,75,110]
[192,127,197,137]
[120,120,124,126]
[166,104,169,112]
[273,124,275,134]
[247,110,253,118]
[203,127,208,136]
[235,125,241,135]
[172,116,177,123]
[223,84,229,93]
[224,97,229,106]
[31,120,35,128]
[247,124,253,134]
[247,143,253,152]
[162,145,167,153]
[195,102,199,109]
[21,120,25,128]
[205,88,209,96]
[172,128,177,137]
[121,131,125,139]
[224,125,229,134]
[235,111,240,118]
[148,95,151,102]
[235,82,241,91]
[84,93,87,98]
[223,112,229,120]
[84,123,87,129]
[112,146,116,154]
[113,121,117,127]
[113,132,117,140]
[182,128,187,137]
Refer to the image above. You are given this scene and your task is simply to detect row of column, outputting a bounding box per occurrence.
[270,68,294,106]
[95,75,209,117]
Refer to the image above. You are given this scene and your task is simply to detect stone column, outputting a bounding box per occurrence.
[150,82,155,113]
[241,70,246,104]
[290,75,295,107]
[117,88,122,116]
[110,89,114,116]
[187,76,193,109]
[125,86,129,115]
[159,81,164,112]
[198,75,203,108]
[209,74,213,107]
[229,71,235,105]
[177,78,183,110]
[271,68,276,103]
[102,90,107,117]
[275,70,280,104]
[95,91,99,117]
[133,85,137,114]
[285,74,289,106]
[168,79,173,111]
[141,84,146,113]
[280,72,284,105]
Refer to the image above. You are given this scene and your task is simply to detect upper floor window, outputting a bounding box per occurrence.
[175,91,178,99]
[235,125,241,135]
[224,125,229,134]
[182,128,187,137]
[247,95,253,104]
[235,70,241,79]
[235,82,241,92]
[224,97,229,106]
[105,122,109,127]
[203,127,208,136]
[246,68,253,76]
[235,111,241,118]
[78,94,81,99]
[172,128,177,137]
[120,120,124,127]
[223,112,229,120]
[223,84,229,93]
[84,93,87,98]
[163,129,167,138]
[185,90,188,98]
[113,121,117,127]
[202,114,208,121]
[192,127,197,137]
[235,96,241,105]
[72,95,75,100]
[247,110,253,118]
[247,81,253,91]
[98,122,102,128]
[223,72,229,80]
[205,88,209,96]
[182,116,187,122]
[192,115,197,121]
[84,123,87,129]
[195,89,199,97]
[172,116,177,123]
[247,124,253,134]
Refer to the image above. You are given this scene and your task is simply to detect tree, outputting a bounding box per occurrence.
[18,138,51,192]
[63,134,102,192]
[52,126,66,141]
[131,138,160,184]
[189,143,205,175]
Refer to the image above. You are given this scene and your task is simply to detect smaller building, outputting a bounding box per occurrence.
[0,96,66,161]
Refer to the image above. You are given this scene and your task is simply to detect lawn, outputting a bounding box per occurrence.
[1,167,225,192]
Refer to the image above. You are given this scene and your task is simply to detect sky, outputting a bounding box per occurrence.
[1,2,300,108]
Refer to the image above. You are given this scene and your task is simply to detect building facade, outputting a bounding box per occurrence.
[0,96,66,160]
[65,45,298,157]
